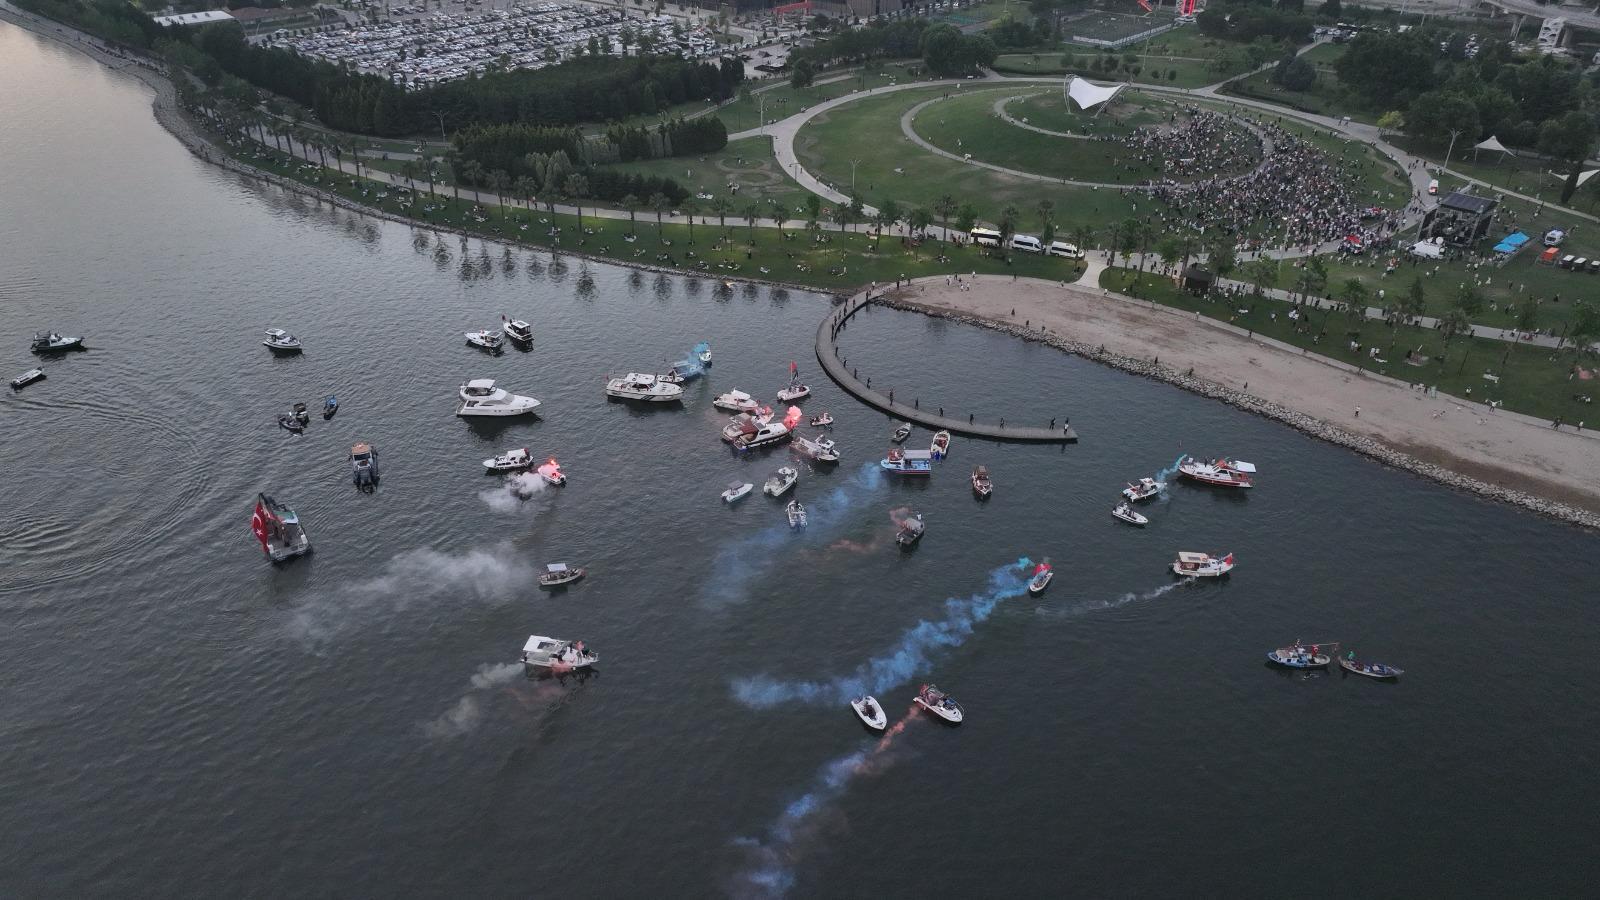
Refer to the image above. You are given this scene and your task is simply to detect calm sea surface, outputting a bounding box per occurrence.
[2,24,1597,898]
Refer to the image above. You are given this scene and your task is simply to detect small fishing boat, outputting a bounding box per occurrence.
[929,430,951,460]
[1339,652,1403,680]
[693,341,712,365]
[349,442,379,490]
[250,492,311,562]
[277,414,304,434]
[809,412,834,427]
[890,422,912,443]
[913,684,963,724]
[712,389,762,414]
[520,635,597,671]
[10,368,44,390]
[1178,456,1256,489]
[1172,551,1234,577]
[971,465,993,499]
[605,372,684,403]
[895,513,925,548]
[483,447,533,471]
[763,466,799,497]
[722,481,754,503]
[850,696,887,731]
[786,499,807,529]
[31,331,84,353]
[537,562,586,588]
[1111,502,1148,526]
[1027,561,1053,596]
[1122,477,1164,502]
[457,379,541,417]
[292,402,310,425]
[1267,641,1333,669]
[261,328,301,353]
[793,433,840,464]
[536,458,566,486]
[880,448,932,476]
[502,317,534,343]
[322,396,338,419]
[465,329,504,351]
[776,363,811,402]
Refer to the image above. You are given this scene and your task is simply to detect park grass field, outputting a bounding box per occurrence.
[1006,89,1164,136]
[992,51,1226,89]
[596,136,811,212]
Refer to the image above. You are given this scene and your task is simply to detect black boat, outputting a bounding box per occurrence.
[292,402,311,425]
[278,415,304,434]
[322,395,338,419]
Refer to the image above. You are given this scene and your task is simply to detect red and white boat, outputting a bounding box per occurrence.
[1177,456,1255,488]
[537,457,567,485]
[723,406,800,451]
[1172,551,1234,578]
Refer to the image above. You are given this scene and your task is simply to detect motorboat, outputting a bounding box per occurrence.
[776,382,811,402]
[724,408,800,451]
[457,379,541,417]
[1267,641,1333,669]
[1122,477,1164,502]
[537,457,566,485]
[502,317,534,343]
[971,465,992,499]
[292,402,310,425]
[793,433,840,464]
[913,684,963,724]
[520,635,597,671]
[1027,562,1053,596]
[809,412,833,427]
[277,414,304,434]
[537,562,586,588]
[605,372,684,403]
[1172,551,1234,578]
[712,389,762,414]
[10,368,43,390]
[890,422,912,443]
[786,499,807,529]
[465,329,504,351]
[693,341,712,365]
[722,481,754,503]
[1178,456,1256,489]
[666,358,705,382]
[483,447,533,471]
[322,396,338,419]
[880,448,932,476]
[1111,502,1148,526]
[250,493,311,562]
[349,442,379,490]
[850,696,887,731]
[31,331,83,353]
[1339,653,1403,680]
[763,466,799,497]
[261,328,301,353]
[895,513,925,548]
[929,430,952,460]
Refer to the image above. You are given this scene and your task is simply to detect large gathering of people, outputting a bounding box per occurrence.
[1108,108,1263,179]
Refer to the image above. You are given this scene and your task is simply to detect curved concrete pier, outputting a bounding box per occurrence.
[815,290,1078,443]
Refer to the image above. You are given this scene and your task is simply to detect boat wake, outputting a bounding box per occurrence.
[478,471,548,513]
[1033,580,1184,619]
[727,710,918,898]
[730,557,1032,707]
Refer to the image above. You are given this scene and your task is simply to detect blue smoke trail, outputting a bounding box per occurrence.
[1153,452,1187,487]
[701,461,885,607]
[730,557,1032,706]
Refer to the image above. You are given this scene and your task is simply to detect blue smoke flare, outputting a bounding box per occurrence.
[1153,452,1187,486]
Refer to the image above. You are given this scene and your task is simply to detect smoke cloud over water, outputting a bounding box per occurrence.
[478,471,547,513]
[729,557,1033,707]
[423,662,526,738]
[1033,580,1184,619]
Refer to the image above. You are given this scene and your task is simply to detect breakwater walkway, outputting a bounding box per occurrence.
[815,289,1079,443]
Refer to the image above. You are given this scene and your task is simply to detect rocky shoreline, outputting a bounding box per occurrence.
[874,293,1600,530]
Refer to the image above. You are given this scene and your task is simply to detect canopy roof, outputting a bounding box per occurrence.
[1473,135,1512,154]
[1065,76,1124,111]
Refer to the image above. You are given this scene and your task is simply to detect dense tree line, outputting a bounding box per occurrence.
[1197,0,1314,44]
[13,0,164,49]
[451,115,727,180]
[919,23,998,77]
[603,116,728,162]
[789,18,929,69]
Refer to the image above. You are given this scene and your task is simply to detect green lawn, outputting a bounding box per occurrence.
[1102,268,1593,422]
[1392,137,1600,217]
[1004,90,1162,136]
[1225,54,1378,125]
[595,136,810,212]
[996,50,1239,90]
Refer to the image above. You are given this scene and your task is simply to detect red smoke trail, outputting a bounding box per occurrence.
[827,537,879,554]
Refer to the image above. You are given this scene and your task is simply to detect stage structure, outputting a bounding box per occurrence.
[1063,76,1125,115]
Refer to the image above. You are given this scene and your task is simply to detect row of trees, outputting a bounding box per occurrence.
[450,115,727,182]
[1198,0,1315,45]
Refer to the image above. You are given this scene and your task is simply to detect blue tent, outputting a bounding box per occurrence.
[1492,231,1530,254]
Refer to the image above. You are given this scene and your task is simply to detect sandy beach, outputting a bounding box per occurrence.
[886,275,1600,517]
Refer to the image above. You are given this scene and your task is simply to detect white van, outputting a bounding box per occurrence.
[969,227,1002,247]
[1047,240,1084,259]
[1010,234,1044,253]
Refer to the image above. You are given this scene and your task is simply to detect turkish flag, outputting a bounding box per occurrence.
[250,502,269,549]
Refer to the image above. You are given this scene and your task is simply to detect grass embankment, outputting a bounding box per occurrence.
[1001,90,1163,136]
[1101,267,1593,422]
[998,28,1260,89]
[596,136,811,212]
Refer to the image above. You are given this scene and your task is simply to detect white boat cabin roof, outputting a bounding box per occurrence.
[465,378,497,391]
[621,373,654,383]
[900,449,933,460]
[545,563,569,573]
[523,635,564,654]
[1223,459,1257,473]
[724,389,752,401]
[1176,551,1211,563]
[727,481,746,491]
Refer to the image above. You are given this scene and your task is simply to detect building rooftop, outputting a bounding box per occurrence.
[1440,191,1496,215]
[152,10,235,27]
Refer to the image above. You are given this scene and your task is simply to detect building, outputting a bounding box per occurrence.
[1421,191,1498,248]
[152,9,237,28]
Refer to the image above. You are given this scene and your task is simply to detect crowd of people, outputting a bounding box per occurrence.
[1108,109,1263,179]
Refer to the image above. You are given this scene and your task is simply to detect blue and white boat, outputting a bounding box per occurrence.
[880,448,932,476]
[1267,641,1333,669]
[693,341,712,366]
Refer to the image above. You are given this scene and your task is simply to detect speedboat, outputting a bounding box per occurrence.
[537,457,566,485]
[537,562,586,588]
[261,329,301,353]
[793,433,840,464]
[890,422,912,443]
[776,382,811,402]
[786,499,807,529]
[929,430,951,459]
[1339,653,1403,680]
[322,396,338,419]
[277,414,304,434]
[850,696,887,731]
[465,329,504,351]
[667,358,705,382]
[1111,502,1148,526]
[763,466,798,497]
[809,412,833,427]
[724,408,799,451]
[880,448,932,476]
[1027,562,1053,595]
[605,372,684,402]
[712,389,762,414]
[502,317,534,343]
[1178,456,1256,488]
[250,492,311,562]
[913,684,963,724]
[1268,641,1333,669]
[457,379,541,417]
[1122,477,1164,502]
[722,481,754,503]
[292,402,310,425]
[1172,551,1234,578]
[895,512,925,548]
[10,368,44,390]
[520,635,597,671]
[31,331,83,353]
[349,442,379,490]
[971,465,993,499]
[693,341,712,365]
[483,447,533,471]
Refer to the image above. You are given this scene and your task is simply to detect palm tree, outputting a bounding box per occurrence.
[458,160,484,191]
[682,198,699,243]
[1155,236,1183,274]
[908,207,933,240]
[743,201,762,242]
[486,169,511,218]
[620,193,640,235]
[933,194,957,239]
[1438,308,1472,345]
[515,176,539,217]
[711,196,733,237]
[1244,257,1277,298]
[399,160,420,191]
[768,198,787,238]
[998,205,1021,256]
[649,191,670,239]
[803,194,821,234]
[1339,278,1370,324]
[563,173,589,233]
[1035,199,1055,241]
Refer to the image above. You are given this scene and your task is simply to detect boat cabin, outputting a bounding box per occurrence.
[1174,552,1212,572]
[887,449,932,463]
[462,379,497,396]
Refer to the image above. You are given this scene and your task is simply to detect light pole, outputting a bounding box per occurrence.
[1444,127,1465,174]
[850,158,861,195]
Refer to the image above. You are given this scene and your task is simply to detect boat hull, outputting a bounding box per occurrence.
[1339,659,1402,679]
[851,699,888,731]
[1172,563,1230,577]
[880,461,931,475]
[457,403,540,417]
[1268,650,1330,668]
[913,697,963,723]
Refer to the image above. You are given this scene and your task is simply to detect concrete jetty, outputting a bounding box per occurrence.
[814,290,1078,443]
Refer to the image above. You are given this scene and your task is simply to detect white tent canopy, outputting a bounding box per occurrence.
[1577,169,1600,187]
[1473,135,1512,154]
[1064,76,1125,112]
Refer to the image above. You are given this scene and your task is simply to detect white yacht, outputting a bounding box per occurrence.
[520,635,598,671]
[502,318,534,343]
[763,466,798,497]
[793,433,840,464]
[483,447,533,471]
[261,328,302,353]
[465,329,504,351]
[457,379,541,417]
[604,372,684,403]
[712,389,762,414]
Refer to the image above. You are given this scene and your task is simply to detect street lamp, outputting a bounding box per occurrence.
[850,158,861,195]
[1443,127,1465,174]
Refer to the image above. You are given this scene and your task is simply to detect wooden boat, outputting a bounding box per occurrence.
[913,684,964,723]
[971,465,993,499]
[929,430,951,459]
[890,422,912,443]
[1339,654,1403,680]
[850,696,887,731]
[1111,502,1148,526]
[1267,641,1334,668]
[1027,562,1053,596]
[10,368,44,390]
[538,563,586,588]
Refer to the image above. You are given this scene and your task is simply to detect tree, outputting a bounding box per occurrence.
[1339,278,1370,322]
[743,202,762,241]
[1567,301,1600,353]
[1405,91,1480,148]
[1334,32,1436,107]
[1438,308,1472,345]
[908,207,933,239]
[879,199,903,235]
[649,191,670,238]
[1072,225,1095,257]
[1455,283,1485,320]
[1403,276,1428,322]
[1156,236,1184,273]
[1245,257,1277,298]
[682,197,699,243]
[1207,239,1237,283]
[791,57,816,89]
[1539,111,1598,203]
[933,194,957,239]
[955,203,978,236]
[1376,110,1405,137]
[562,173,589,233]
[804,194,822,234]
[621,193,640,235]
[711,196,733,236]
[998,205,1021,256]
[831,202,853,234]
[1319,0,1341,18]
[486,169,510,218]
[1272,54,1316,92]
[1117,224,1138,269]
[1294,256,1328,305]
[1035,198,1054,238]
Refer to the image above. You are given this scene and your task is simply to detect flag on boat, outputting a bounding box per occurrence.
[1137,0,1153,10]
[250,500,269,550]
[1222,553,1234,565]
[789,361,798,375]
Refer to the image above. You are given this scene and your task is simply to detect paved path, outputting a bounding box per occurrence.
[990,92,1093,139]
